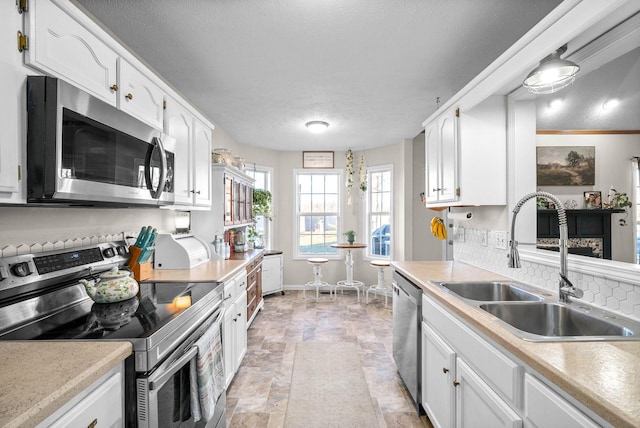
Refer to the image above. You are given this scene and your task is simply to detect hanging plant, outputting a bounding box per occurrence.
[358,154,367,192]
[252,189,273,220]
[345,149,354,198]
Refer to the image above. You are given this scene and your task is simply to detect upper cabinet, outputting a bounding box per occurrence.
[24,0,119,106]
[164,97,212,208]
[424,97,506,207]
[23,0,164,129]
[117,59,164,129]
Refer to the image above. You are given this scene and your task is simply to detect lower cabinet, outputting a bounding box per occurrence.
[421,323,521,428]
[246,255,264,326]
[421,293,604,428]
[223,272,247,388]
[37,363,124,427]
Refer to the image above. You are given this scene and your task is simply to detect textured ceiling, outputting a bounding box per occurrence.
[74,0,563,151]
[536,46,640,130]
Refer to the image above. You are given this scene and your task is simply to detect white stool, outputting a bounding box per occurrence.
[366,260,392,307]
[304,258,335,301]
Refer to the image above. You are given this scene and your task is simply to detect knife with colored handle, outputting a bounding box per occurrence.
[138,228,157,263]
[134,226,148,247]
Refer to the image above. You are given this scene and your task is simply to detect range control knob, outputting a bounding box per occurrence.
[116,246,127,256]
[11,262,32,277]
[102,247,116,258]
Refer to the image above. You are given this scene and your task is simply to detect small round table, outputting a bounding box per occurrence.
[330,243,367,301]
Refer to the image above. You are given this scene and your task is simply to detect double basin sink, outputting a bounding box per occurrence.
[433,281,640,341]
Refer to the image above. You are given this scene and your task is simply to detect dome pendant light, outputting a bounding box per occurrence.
[305,120,329,133]
[523,45,580,95]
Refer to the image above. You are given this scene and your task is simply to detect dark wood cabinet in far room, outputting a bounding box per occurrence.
[537,209,624,260]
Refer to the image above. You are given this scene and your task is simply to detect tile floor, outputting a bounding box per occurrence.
[226,290,431,427]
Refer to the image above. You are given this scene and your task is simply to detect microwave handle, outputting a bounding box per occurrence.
[145,136,168,199]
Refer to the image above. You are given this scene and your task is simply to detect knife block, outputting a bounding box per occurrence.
[129,245,151,281]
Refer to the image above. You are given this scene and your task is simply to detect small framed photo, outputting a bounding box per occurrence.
[303,151,334,168]
[584,191,602,209]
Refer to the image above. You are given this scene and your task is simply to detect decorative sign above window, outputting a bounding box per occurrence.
[303,151,334,168]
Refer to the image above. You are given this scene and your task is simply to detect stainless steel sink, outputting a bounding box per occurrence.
[437,281,543,302]
[480,302,638,341]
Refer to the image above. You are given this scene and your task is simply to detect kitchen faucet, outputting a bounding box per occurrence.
[508,191,584,302]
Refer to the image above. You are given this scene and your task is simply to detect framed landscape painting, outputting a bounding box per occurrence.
[536,146,595,186]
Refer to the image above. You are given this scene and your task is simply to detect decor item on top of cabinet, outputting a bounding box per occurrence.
[344,230,356,245]
[584,191,602,209]
[358,154,367,193]
[536,146,595,186]
[345,149,354,204]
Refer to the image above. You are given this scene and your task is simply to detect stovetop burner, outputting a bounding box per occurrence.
[0,241,224,372]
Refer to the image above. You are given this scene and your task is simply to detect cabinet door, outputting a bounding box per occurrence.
[233,181,242,224]
[25,0,118,105]
[224,175,233,225]
[422,324,456,428]
[438,110,458,202]
[223,307,235,388]
[117,58,164,129]
[164,98,193,205]
[233,290,248,371]
[192,118,213,207]
[524,374,599,428]
[424,122,440,203]
[0,1,21,196]
[456,359,522,428]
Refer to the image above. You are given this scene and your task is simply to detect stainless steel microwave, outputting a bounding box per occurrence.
[26,76,175,207]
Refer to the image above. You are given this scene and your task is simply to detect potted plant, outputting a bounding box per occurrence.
[610,190,632,210]
[344,230,356,245]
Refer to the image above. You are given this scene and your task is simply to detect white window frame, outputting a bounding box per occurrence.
[293,168,343,260]
[246,164,274,249]
[365,164,393,260]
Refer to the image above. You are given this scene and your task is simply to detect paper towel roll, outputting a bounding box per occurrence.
[448,212,473,221]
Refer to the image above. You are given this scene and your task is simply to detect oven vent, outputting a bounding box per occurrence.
[136,379,148,422]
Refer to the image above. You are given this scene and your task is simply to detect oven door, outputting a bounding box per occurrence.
[136,308,226,428]
[26,76,175,206]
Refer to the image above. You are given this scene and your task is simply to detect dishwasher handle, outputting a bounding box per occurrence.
[393,280,418,305]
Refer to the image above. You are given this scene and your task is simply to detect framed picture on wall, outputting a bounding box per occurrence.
[536,146,595,185]
[584,191,602,209]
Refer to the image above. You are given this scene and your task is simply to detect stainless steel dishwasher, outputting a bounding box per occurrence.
[392,271,423,413]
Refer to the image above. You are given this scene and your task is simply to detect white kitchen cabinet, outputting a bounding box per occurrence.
[24,0,119,106]
[262,253,283,296]
[191,118,213,207]
[164,98,212,208]
[423,96,507,207]
[36,362,124,428]
[524,374,599,428]
[222,272,247,388]
[191,164,254,241]
[421,292,605,428]
[456,358,522,428]
[23,0,164,129]
[0,1,23,199]
[117,58,164,129]
[422,324,456,428]
[425,108,458,203]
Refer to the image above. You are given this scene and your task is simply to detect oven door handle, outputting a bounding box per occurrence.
[148,345,198,391]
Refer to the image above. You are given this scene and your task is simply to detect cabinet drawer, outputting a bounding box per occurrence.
[46,369,123,428]
[247,282,257,302]
[422,294,522,406]
[524,374,599,428]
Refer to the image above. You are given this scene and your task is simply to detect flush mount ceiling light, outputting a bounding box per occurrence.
[305,121,329,133]
[523,45,580,95]
[602,98,620,110]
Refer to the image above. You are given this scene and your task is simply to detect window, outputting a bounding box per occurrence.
[366,166,392,258]
[246,165,273,249]
[295,169,341,258]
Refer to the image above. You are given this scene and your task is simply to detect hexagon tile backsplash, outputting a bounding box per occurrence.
[0,233,134,257]
[455,228,640,322]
